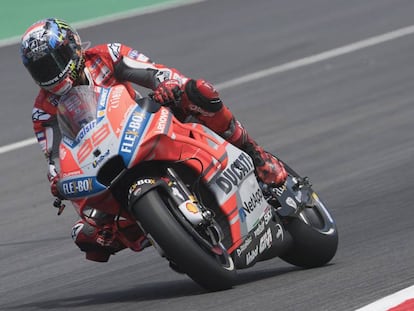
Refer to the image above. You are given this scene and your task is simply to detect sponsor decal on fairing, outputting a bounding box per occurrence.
[253,219,266,238]
[60,176,106,198]
[92,149,110,168]
[238,187,265,225]
[96,88,109,122]
[59,147,67,160]
[238,207,246,223]
[263,206,273,224]
[242,188,264,214]
[210,147,269,233]
[237,180,269,232]
[154,108,171,134]
[62,170,82,178]
[215,153,254,194]
[62,136,76,148]
[108,87,123,112]
[236,236,252,257]
[118,106,151,165]
[253,207,273,238]
[178,200,204,225]
[246,246,258,265]
[259,228,273,253]
[75,120,97,142]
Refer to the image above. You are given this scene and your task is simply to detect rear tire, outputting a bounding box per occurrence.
[279,162,338,268]
[279,213,338,268]
[130,189,236,291]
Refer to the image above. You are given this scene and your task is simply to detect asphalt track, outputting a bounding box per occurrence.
[1,0,414,310]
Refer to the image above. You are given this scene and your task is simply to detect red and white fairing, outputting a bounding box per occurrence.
[57,84,270,254]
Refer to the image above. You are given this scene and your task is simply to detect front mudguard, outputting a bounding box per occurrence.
[127,177,170,213]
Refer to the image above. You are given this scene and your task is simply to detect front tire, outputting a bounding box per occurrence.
[130,189,236,291]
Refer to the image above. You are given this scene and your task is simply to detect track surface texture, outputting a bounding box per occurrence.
[1,1,414,310]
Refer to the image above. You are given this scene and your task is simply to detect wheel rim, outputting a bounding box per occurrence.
[299,192,336,235]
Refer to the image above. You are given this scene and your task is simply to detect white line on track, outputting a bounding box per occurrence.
[216,24,414,91]
[2,24,414,155]
[0,137,37,154]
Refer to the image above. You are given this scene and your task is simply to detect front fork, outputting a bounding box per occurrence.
[165,168,213,224]
[164,168,225,247]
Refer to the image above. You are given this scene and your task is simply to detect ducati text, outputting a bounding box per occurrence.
[215,153,254,194]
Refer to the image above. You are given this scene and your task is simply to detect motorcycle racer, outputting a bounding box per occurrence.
[20,18,287,262]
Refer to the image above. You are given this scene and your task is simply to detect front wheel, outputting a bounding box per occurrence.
[130,189,236,291]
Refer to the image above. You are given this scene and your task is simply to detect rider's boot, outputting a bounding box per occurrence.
[71,218,147,262]
[71,220,122,262]
[183,79,287,187]
[221,117,288,186]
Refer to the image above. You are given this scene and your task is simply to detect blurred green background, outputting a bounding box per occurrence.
[1,0,178,40]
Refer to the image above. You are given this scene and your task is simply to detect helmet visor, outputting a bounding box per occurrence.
[26,44,74,86]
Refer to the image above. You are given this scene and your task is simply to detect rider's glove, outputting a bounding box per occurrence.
[152,79,182,106]
[47,164,64,199]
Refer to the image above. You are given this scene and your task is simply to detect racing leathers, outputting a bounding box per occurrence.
[32,43,287,262]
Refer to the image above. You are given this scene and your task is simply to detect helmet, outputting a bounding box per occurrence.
[20,18,83,95]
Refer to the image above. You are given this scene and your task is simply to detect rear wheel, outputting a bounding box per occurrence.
[130,189,236,291]
[279,163,338,268]
[279,194,338,268]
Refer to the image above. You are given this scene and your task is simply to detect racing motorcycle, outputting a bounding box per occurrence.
[55,84,338,291]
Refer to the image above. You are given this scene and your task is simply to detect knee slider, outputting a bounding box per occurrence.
[185,79,223,112]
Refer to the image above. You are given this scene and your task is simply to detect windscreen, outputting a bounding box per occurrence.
[57,85,98,140]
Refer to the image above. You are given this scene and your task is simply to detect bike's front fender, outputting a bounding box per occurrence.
[127,177,170,209]
[127,173,207,227]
